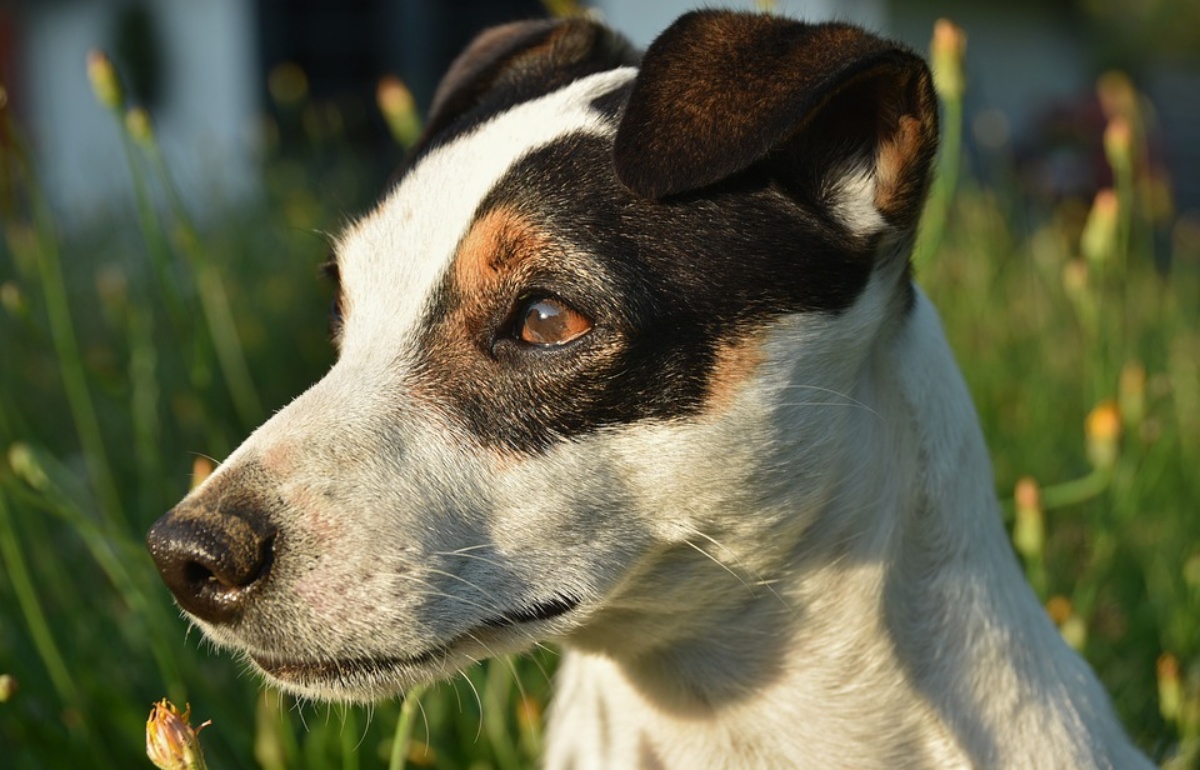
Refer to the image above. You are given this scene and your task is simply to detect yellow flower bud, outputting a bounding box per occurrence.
[125,106,155,148]
[1061,258,1089,304]
[1103,116,1134,177]
[191,456,215,490]
[1060,614,1087,651]
[1085,400,1121,470]
[1158,653,1182,724]
[543,0,588,16]
[87,50,124,110]
[7,443,49,491]
[1080,189,1119,267]
[376,75,422,148]
[146,699,210,770]
[930,19,967,100]
[0,674,17,702]
[1012,477,1044,562]
[1185,553,1200,589]
[0,282,25,318]
[1045,595,1073,626]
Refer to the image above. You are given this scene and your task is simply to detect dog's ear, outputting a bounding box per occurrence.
[419,17,639,144]
[613,11,938,234]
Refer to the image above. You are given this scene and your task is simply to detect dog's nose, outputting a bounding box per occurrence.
[146,502,276,624]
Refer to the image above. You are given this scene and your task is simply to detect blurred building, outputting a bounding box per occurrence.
[2,0,1197,223]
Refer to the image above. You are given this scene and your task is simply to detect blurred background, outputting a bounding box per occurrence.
[1,1,1198,768]
[5,0,1200,223]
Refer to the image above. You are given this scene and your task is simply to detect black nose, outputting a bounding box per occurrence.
[146,502,276,625]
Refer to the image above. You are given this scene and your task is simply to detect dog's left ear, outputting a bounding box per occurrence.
[614,11,938,234]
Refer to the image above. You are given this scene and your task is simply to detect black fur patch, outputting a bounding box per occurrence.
[397,18,638,180]
[412,132,876,453]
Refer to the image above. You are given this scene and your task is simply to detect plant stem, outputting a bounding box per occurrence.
[0,484,78,703]
[7,118,125,527]
[389,685,426,770]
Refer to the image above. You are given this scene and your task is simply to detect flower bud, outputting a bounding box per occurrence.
[7,443,49,491]
[543,0,588,15]
[1061,259,1089,305]
[1081,189,1119,267]
[87,50,124,110]
[1085,400,1121,470]
[1103,117,1134,176]
[125,107,155,149]
[0,674,17,702]
[1158,653,1182,724]
[376,75,422,148]
[1046,596,1072,626]
[146,699,210,770]
[1012,477,1044,562]
[0,282,25,318]
[191,456,215,491]
[930,19,966,101]
[1046,596,1086,649]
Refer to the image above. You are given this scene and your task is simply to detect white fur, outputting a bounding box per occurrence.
[333,66,636,360]
[828,162,887,236]
[176,63,1151,770]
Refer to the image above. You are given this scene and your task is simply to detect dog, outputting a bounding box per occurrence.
[147,11,1153,769]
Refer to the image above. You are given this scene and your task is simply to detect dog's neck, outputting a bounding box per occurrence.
[544,288,1147,770]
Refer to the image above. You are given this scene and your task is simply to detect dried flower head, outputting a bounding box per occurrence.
[146,699,210,770]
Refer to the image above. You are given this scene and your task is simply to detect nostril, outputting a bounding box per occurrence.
[184,560,214,586]
[146,508,276,625]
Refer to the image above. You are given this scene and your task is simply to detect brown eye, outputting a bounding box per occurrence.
[518,297,592,346]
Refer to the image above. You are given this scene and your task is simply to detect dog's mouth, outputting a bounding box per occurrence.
[250,594,580,693]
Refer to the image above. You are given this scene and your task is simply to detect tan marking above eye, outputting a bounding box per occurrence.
[519,298,592,346]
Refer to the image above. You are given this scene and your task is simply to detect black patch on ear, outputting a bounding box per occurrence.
[413,133,875,454]
[613,11,937,232]
[400,17,639,174]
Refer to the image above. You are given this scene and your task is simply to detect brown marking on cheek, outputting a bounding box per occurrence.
[704,331,768,412]
[452,207,549,301]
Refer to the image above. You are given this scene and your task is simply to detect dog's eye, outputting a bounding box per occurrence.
[517,297,591,346]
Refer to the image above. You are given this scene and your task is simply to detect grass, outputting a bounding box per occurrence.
[2,15,1199,770]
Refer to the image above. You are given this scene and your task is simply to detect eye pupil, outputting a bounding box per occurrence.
[519,298,591,346]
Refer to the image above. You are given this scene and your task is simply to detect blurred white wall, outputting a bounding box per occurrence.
[594,0,887,48]
[22,0,258,225]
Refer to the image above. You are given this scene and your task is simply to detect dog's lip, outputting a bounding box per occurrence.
[483,593,579,629]
[253,646,444,681]
[251,594,580,684]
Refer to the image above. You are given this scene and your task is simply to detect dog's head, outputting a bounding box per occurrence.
[147,11,937,702]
